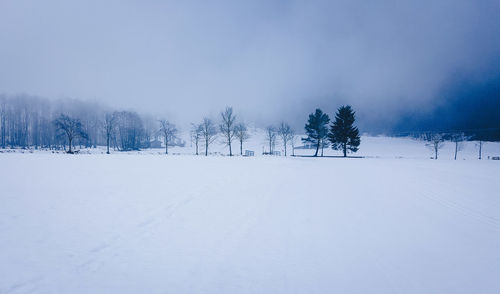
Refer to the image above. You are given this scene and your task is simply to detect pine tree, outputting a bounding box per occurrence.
[328,105,360,157]
[302,108,330,157]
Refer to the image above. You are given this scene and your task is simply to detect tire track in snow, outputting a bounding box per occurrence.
[417,176,500,229]
[73,192,199,273]
[419,190,500,229]
[1,276,43,294]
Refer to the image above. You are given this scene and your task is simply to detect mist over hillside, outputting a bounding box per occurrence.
[1,1,499,134]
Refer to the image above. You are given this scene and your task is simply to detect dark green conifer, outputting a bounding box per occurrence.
[328,105,360,157]
[303,109,330,157]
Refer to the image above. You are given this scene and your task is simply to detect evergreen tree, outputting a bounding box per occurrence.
[302,108,330,157]
[328,105,360,157]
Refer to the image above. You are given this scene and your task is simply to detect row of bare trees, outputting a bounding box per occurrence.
[0,96,256,155]
[0,94,103,150]
[51,111,149,153]
[189,107,251,156]
[0,95,161,152]
[188,107,297,157]
[0,95,298,156]
[263,123,296,156]
[420,132,484,160]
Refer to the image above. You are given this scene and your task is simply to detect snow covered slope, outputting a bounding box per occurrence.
[1,137,499,293]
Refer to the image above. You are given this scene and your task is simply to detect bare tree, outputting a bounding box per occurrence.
[102,112,116,154]
[0,95,148,150]
[159,120,178,154]
[190,123,203,155]
[234,122,250,155]
[265,125,277,154]
[115,111,145,151]
[201,118,217,156]
[290,130,297,156]
[53,114,88,153]
[451,132,467,160]
[278,122,294,156]
[477,140,485,160]
[142,114,159,149]
[219,106,237,156]
[423,132,445,160]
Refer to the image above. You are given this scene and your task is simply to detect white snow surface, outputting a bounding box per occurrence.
[1,136,500,293]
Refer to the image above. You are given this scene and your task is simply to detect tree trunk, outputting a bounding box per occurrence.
[205,140,208,156]
[479,141,482,160]
[314,141,319,157]
[240,140,243,155]
[284,143,287,156]
[434,144,438,160]
[195,141,199,155]
[1,115,4,148]
[106,136,110,154]
[454,141,458,160]
[1,120,5,149]
[229,139,232,156]
[68,137,72,153]
[343,143,347,157]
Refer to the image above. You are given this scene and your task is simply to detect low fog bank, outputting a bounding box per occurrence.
[1,1,499,136]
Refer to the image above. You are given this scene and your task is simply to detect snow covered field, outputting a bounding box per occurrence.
[1,136,500,293]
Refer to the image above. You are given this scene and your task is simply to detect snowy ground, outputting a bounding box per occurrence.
[1,136,500,293]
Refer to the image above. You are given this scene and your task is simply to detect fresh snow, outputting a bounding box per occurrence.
[1,136,500,293]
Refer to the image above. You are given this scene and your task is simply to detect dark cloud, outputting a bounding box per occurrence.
[393,71,500,139]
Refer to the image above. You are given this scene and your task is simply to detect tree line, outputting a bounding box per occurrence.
[1,94,490,159]
[417,131,490,160]
[0,95,252,155]
[189,107,250,156]
[0,94,161,152]
[0,94,361,156]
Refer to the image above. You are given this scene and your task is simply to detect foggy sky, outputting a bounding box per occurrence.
[1,0,499,131]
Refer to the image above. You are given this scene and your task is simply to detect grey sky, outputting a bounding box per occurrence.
[1,0,499,129]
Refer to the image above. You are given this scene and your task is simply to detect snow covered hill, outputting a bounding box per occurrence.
[1,136,499,293]
[2,133,499,161]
